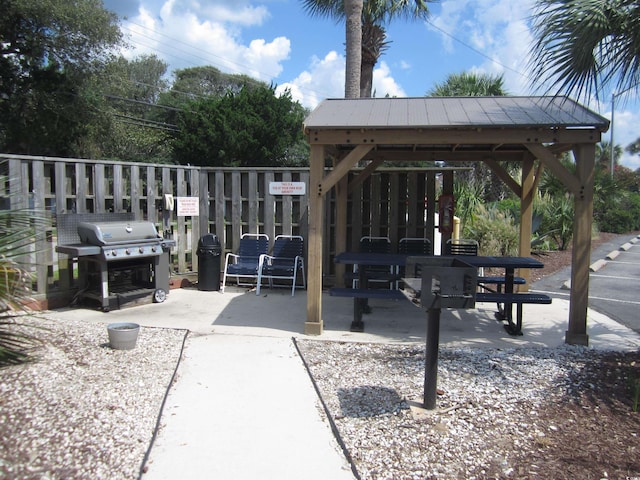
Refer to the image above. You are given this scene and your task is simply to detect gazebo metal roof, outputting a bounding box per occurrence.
[304,96,609,131]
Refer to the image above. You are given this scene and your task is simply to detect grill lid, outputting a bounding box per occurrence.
[78,221,161,246]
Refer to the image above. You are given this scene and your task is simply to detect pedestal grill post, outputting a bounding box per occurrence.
[424,305,441,410]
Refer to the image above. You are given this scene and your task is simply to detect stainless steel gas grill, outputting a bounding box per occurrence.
[56,215,176,311]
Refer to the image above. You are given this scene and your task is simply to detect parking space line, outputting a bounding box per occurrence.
[590,274,639,281]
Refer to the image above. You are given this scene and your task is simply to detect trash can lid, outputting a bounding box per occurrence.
[198,233,220,247]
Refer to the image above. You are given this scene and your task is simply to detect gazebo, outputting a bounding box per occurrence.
[302,96,609,345]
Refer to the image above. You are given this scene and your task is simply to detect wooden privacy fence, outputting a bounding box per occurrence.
[0,154,440,300]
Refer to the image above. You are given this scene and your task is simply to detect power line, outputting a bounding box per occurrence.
[120,21,338,101]
[105,94,183,112]
[122,23,279,89]
[425,19,533,82]
[112,113,179,131]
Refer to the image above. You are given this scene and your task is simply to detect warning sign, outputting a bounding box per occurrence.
[269,182,306,195]
[176,197,199,217]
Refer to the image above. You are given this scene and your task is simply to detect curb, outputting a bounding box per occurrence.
[561,236,637,289]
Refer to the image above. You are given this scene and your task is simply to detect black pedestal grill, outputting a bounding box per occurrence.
[56,215,175,311]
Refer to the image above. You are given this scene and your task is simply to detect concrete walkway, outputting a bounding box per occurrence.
[47,279,640,480]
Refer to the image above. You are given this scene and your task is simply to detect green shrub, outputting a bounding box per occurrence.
[465,205,519,256]
[595,191,640,233]
[535,193,574,250]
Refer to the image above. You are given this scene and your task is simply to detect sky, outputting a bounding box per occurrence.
[102,0,640,169]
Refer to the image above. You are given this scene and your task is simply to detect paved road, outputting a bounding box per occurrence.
[532,233,640,335]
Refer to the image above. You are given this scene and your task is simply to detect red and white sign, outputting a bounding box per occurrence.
[269,182,306,195]
[176,197,199,217]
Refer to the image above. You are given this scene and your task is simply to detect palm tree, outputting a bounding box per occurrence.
[302,0,434,97]
[345,0,363,98]
[529,0,640,101]
[427,72,507,97]
[428,72,510,201]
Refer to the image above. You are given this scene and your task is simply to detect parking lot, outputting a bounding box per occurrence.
[532,233,640,335]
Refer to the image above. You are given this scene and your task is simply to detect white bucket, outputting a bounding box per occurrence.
[107,322,140,350]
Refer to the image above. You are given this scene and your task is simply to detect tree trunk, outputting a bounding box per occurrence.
[344,0,362,99]
[360,56,374,98]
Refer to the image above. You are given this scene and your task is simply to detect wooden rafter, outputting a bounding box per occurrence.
[525,143,581,195]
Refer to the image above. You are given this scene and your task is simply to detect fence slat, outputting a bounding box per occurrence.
[1,155,442,302]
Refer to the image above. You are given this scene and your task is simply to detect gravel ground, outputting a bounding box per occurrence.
[0,316,186,480]
[296,340,640,480]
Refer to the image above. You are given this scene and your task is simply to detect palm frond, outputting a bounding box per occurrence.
[0,317,40,367]
[529,0,640,100]
[0,173,50,366]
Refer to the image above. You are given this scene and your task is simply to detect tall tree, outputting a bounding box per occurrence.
[0,0,122,155]
[94,55,174,163]
[173,86,307,167]
[163,66,259,102]
[344,0,363,98]
[303,0,434,97]
[529,0,640,101]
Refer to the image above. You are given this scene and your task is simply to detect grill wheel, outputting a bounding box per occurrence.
[153,289,167,303]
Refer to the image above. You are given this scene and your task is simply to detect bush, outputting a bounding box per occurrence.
[465,205,519,256]
[595,191,640,233]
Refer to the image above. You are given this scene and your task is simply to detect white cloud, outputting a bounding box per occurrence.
[610,108,640,170]
[276,51,345,109]
[428,0,470,53]
[120,0,289,81]
[276,54,407,109]
[373,62,407,98]
[430,0,535,95]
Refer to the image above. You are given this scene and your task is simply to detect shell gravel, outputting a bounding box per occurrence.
[0,316,186,480]
[296,340,640,480]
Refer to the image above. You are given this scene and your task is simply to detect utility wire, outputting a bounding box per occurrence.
[120,21,337,100]
[112,113,179,132]
[425,19,533,82]
[105,94,183,112]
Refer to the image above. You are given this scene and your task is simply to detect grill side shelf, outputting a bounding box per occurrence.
[56,244,101,257]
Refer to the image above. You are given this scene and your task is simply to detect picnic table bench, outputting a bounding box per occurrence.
[475,291,552,335]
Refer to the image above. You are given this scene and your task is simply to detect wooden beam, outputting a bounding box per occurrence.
[484,159,522,197]
[532,160,544,192]
[442,171,454,245]
[305,144,326,335]
[566,143,596,346]
[525,143,581,195]
[348,157,384,194]
[318,144,372,195]
[519,155,535,288]
[335,171,348,287]
[307,127,602,146]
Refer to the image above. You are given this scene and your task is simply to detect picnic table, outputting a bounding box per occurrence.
[331,252,551,334]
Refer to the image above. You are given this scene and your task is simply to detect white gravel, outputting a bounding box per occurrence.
[1,314,635,480]
[295,339,604,480]
[0,315,186,480]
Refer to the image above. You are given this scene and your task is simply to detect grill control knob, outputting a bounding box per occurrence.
[126,248,131,255]
[139,247,144,254]
[151,246,157,252]
[111,250,117,256]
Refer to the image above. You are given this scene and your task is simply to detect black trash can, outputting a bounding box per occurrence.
[197,234,222,291]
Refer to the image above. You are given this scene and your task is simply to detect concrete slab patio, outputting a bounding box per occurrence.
[46,285,640,480]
